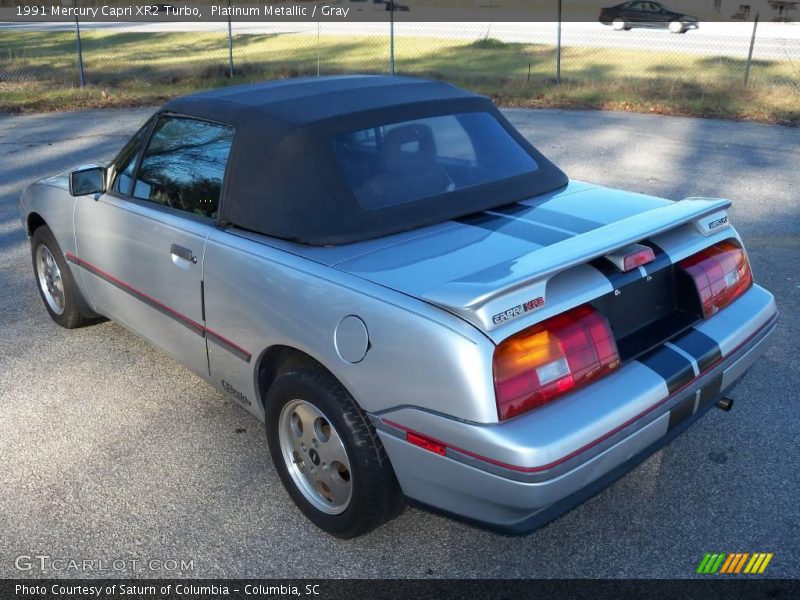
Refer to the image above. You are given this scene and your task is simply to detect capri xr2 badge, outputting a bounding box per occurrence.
[492,297,545,325]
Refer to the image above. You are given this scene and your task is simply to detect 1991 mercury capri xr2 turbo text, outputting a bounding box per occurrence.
[20,76,777,537]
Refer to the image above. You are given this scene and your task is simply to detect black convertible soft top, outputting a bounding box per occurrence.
[162,76,568,245]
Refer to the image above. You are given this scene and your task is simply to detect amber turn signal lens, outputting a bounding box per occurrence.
[493,305,620,421]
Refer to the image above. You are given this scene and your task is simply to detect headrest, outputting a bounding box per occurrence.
[381,124,436,171]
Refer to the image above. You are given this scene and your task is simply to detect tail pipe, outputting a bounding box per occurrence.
[715,396,734,412]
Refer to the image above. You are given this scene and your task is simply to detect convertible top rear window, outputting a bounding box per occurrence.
[333,112,538,210]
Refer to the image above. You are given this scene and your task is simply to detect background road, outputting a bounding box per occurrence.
[2,20,799,59]
[0,107,797,578]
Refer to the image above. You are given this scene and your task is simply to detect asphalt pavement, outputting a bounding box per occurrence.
[0,106,798,578]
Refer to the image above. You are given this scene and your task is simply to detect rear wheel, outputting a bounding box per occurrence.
[278,398,353,515]
[31,225,89,329]
[265,367,405,538]
[669,21,686,33]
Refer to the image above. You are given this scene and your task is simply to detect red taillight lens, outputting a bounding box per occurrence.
[679,240,753,319]
[493,305,621,421]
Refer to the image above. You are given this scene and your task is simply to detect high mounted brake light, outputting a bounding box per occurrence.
[605,244,656,273]
[679,240,753,319]
[493,305,621,421]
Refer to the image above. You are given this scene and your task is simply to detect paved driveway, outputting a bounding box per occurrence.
[0,107,797,578]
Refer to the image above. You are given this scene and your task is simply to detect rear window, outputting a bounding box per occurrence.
[333,112,538,210]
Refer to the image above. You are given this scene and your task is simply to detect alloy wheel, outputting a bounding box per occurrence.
[278,399,353,514]
[36,244,65,315]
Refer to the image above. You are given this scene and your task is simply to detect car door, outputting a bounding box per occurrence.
[73,114,235,377]
[653,2,675,24]
[642,2,666,25]
[626,1,648,23]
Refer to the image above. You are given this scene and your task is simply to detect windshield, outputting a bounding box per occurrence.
[333,112,538,210]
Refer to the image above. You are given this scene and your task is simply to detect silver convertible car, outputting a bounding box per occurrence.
[19,76,777,537]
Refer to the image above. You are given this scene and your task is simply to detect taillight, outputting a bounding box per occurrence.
[493,305,621,421]
[679,240,753,319]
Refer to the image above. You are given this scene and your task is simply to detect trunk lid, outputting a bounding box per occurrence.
[292,180,731,337]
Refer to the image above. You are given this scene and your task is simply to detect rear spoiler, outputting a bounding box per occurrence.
[421,197,732,332]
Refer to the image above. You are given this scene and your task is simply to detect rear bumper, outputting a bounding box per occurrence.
[373,284,777,533]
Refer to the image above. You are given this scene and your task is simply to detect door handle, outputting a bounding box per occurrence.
[170,244,197,264]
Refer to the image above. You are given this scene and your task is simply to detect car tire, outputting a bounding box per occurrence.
[613,18,630,31]
[265,366,405,538]
[31,225,90,329]
[669,21,686,33]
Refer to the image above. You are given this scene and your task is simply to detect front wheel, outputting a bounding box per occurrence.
[265,367,405,538]
[31,225,89,329]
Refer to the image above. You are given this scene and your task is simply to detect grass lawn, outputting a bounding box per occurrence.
[1,30,798,124]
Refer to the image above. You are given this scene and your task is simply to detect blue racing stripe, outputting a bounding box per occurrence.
[639,345,695,394]
[457,212,573,246]
[672,328,723,372]
[492,203,604,234]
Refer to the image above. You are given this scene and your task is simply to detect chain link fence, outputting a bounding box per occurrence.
[2,12,798,101]
[390,20,799,89]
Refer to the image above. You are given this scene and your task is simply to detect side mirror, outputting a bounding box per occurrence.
[69,165,106,197]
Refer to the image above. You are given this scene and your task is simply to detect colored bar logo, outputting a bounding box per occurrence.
[696,552,773,574]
